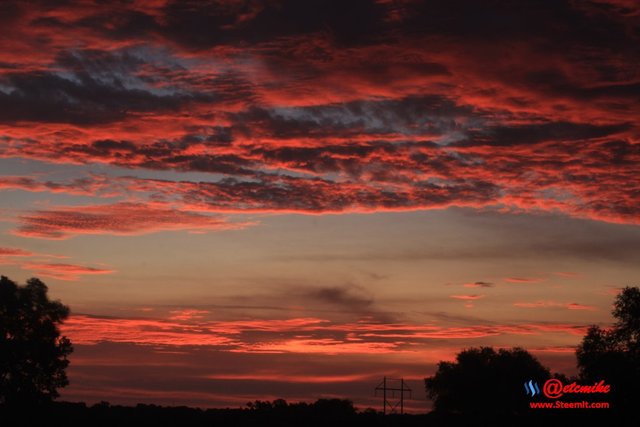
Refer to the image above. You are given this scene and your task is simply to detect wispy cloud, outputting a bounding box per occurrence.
[505,277,544,284]
[14,202,253,239]
[463,281,494,288]
[0,247,33,256]
[2,246,111,281]
[21,262,115,281]
[450,294,485,300]
[513,300,597,311]
[204,373,375,383]
[0,246,33,264]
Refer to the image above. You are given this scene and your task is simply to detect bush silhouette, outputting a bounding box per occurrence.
[0,276,73,406]
[425,347,550,416]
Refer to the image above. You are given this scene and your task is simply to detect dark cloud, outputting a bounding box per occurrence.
[0,70,196,125]
[402,0,617,41]
[55,137,254,175]
[0,47,224,125]
[466,281,495,288]
[174,175,501,212]
[308,285,373,311]
[75,9,158,40]
[0,174,115,196]
[461,122,631,147]
[55,49,144,77]
[159,0,389,49]
[233,95,471,139]
[301,285,399,323]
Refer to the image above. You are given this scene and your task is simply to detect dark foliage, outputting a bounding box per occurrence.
[576,286,640,412]
[0,276,73,406]
[424,347,550,416]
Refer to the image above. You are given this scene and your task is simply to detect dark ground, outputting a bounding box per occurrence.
[0,398,631,427]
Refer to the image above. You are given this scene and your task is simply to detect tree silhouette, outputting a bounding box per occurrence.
[576,286,640,412]
[425,347,550,416]
[0,276,73,406]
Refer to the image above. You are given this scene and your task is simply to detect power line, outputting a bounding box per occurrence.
[374,377,412,414]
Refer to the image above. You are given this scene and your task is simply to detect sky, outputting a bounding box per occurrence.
[0,0,639,413]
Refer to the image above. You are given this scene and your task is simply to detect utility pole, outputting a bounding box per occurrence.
[383,376,387,414]
[400,378,404,414]
[374,377,412,414]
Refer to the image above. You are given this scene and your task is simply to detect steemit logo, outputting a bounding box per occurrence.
[524,380,541,397]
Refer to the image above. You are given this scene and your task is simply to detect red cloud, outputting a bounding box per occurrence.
[204,373,374,383]
[14,202,253,239]
[62,315,238,347]
[0,246,34,265]
[0,247,33,257]
[22,262,115,281]
[0,2,637,229]
[62,313,590,355]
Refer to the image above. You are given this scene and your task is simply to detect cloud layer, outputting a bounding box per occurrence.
[0,0,638,237]
[62,312,589,353]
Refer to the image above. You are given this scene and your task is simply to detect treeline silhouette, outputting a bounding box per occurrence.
[2,399,429,427]
[421,286,640,425]
[0,397,618,427]
[2,276,639,425]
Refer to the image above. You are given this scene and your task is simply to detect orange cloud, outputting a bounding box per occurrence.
[450,294,485,300]
[62,315,238,347]
[168,309,210,321]
[566,303,597,311]
[62,314,591,354]
[236,339,402,355]
[513,301,597,311]
[204,373,375,383]
[505,277,544,284]
[21,262,115,281]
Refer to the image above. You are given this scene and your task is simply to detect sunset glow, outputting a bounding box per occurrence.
[1,0,639,413]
